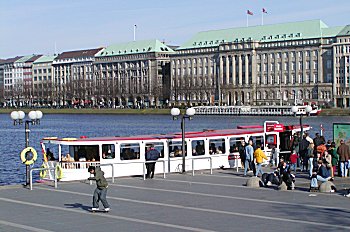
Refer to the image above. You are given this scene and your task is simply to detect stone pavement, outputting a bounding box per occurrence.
[0,168,350,232]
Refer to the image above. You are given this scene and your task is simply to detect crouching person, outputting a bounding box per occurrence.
[261,171,280,187]
[88,166,110,212]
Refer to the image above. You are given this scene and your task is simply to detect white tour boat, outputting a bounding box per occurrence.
[192,105,321,116]
[40,121,310,182]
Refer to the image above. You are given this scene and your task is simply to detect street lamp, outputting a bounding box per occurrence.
[10,110,44,186]
[171,107,195,173]
[291,105,312,138]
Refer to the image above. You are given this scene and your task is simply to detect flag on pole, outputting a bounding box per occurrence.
[262,8,268,14]
[247,10,254,15]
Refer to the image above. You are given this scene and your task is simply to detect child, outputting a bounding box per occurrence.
[290,150,298,173]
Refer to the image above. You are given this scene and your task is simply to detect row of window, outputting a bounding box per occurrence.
[33,69,51,74]
[68,136,264,161]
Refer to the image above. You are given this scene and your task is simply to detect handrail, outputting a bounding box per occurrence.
[90,163,115,184]
[29,167,57,190]
[143,160,166,180]
[190,153,228,176]
[89,160,167,185]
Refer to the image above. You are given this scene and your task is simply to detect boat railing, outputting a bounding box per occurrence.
[30,166,57,191]
[60,161,100,170]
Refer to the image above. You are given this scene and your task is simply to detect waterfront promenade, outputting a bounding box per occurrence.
[1,169,350,232]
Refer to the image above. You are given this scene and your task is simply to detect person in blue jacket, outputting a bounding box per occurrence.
[145,144,160,179]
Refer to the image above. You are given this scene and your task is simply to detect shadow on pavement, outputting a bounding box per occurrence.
[64,203,91,211]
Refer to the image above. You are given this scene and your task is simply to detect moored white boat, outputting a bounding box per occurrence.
[40,121,310,182]
[192,105,321,116]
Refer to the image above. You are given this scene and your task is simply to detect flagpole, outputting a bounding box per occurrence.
[247,14,248,27]
[262,12,264,25]
[133,24,136,41]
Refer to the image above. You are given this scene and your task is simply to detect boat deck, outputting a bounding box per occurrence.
[1,168,350,232]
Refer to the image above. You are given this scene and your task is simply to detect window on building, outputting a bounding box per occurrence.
[306,61,310,70]
[327,60,332,69]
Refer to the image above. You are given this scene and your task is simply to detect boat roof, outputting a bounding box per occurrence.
[42,123,310,144]
[42,127,265,144]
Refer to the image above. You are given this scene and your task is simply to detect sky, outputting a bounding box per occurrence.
[1,0,350,58]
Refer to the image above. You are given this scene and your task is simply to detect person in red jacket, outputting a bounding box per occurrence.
[290,150,298,173]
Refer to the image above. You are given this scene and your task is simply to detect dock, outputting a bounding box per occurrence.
[1,168,350,232]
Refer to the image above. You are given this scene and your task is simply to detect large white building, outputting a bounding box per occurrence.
[170,19,350,108]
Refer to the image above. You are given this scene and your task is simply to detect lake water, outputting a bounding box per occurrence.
[0,113,346,185]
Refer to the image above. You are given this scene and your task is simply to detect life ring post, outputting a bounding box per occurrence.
[10,110,44,186]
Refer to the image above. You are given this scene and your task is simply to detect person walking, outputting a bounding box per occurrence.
[337,140,350,178]
[244,140,254,176]
[254,144,267,177]
[145,144,160,179]
[88,166,110,212]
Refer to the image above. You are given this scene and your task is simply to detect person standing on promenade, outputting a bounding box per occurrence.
[88,166,110,212]
[328,142,339,177]
[145,144,160,179]
[337,140,350,177]
[254,144,267,177]
[244,140,254,176]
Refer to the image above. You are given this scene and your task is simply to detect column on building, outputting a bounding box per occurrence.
[251,48,257,105]
[231,55,236,86]
[318,47,323,83]
[225,56,230,85]
[148,60,152,95]
[238,54,242,86]
[245,54,249,86]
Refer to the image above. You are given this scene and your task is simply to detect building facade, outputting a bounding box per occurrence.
[94,39,174,108]
[332,25,350,107]
[0,56,23,106]
[52,48,103,107]
[32,55,56,106]
[170,20,346,107]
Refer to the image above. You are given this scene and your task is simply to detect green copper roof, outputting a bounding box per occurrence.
[177,20,342,50]
[322,26,344,37]
[96,39,175,57]
[15,55,35,63]
[33,55,57,64]
[337,25,350,36]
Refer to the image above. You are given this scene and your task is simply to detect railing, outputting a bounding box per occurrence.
[30,167,57,191]
[190,154,228,176]
[60,161,100,169]
[89,160,167,185]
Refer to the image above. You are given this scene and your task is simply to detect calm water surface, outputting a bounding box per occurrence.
[0,113,347,185]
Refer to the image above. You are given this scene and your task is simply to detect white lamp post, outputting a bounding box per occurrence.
[291,105,312,139]
[171,107,195,173]
[10,110,44,186]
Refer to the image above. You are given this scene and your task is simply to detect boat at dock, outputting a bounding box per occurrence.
[40,121,310,182]
[192,105,321,116]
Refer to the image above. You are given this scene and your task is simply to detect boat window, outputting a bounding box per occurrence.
[209,138,226,154]
[120,143,140,160]
[229,137,245,153]
[71,145,99,161]
[192,140,205,156]
[249,136,265,149]
[145,142,164,158]
[169,141,187,158]
[102,144,115,159]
